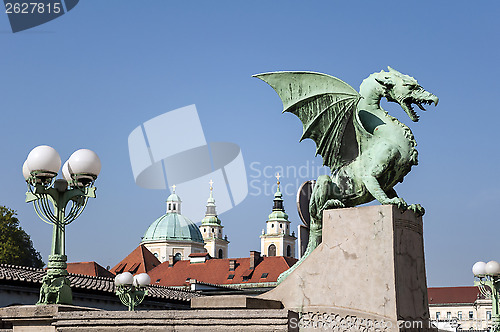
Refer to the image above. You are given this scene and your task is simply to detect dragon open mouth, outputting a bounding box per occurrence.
[402,96,438,122]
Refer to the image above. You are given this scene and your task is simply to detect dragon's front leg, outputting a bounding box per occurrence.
[362,164,424,216]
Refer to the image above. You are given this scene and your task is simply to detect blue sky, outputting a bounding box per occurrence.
[0,1,499,287]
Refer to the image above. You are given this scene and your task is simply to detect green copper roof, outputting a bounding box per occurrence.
[166,193,181,202]
[268,210,289,222]
[267,182,289,222]
[142,212,204,243]
[201,215,220,225]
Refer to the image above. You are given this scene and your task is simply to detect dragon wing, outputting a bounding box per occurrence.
[254,71,361,171]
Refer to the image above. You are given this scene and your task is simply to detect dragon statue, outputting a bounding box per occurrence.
[254,67,438,282]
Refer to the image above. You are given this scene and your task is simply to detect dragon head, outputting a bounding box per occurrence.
[375,66,439,122]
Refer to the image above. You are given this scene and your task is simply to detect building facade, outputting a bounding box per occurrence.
[428,286,492,331]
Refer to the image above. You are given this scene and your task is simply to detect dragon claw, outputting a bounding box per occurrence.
[408,204,425,217]
[386,197,408,211]
[322,199,345,211]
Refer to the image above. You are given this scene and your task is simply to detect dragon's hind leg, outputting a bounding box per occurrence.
[277,175,343,284]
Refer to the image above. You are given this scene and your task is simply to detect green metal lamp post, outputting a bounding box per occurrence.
[22,145,101,305]
[114,272,150,311]
[473,260,500,331]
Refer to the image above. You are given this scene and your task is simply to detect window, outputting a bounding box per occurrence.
[227,274,235,279]
[457,311,462,320]
[271,224,274,228]
[212,228,214,232]
[286,245,291,257]
[261,273,268,278]
[218,249,223,259]
[174,252,182,262]
[268,244,276,257]
[156,279,161,283]
[280,223,283,228]
[487,311,492,320]
[436,312,440,320]
[154,252,159,257]
[469,311,473,319]
[447,312,451,320]
[168,203,171,210]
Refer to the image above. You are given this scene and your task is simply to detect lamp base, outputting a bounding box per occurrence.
[37,254,72,305]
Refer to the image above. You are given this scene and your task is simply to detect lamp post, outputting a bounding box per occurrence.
[472,260,500,332]
[22,145,101,305]
[114,272,150,311]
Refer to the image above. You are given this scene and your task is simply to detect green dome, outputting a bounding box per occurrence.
[201,215,220,225]
[268,210,289,222]
[166,193,181,202]
[142,213,204,243]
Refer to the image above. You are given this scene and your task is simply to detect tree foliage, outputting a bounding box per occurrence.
[0,206,44,268]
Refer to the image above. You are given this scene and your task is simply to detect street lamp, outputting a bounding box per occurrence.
[23,145,101,305]
[473,260,500,332]
[114,272,151,311]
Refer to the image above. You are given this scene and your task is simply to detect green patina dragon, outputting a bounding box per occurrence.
[254,67,438,282]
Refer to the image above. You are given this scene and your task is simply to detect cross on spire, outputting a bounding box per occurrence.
[172,184,176,193]
[276,173,281,187]
[209,179,214,191]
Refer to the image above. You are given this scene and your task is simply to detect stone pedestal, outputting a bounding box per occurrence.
[0,305,99,332]
[259,205,435,331]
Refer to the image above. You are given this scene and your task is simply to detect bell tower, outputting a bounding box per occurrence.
[260,174,296,257]
[199,180,229,259]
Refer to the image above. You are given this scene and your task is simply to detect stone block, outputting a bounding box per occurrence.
[191,295,282,309]
[259,205,435,331]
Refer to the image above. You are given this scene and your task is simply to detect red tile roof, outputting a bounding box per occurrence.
[428,286,483,305]
[66,261,115,278]
[111,245,161,275]
[148,254,298,287]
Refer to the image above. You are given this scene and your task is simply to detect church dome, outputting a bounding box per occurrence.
[142,213,204,243]
[142,189,204,244]
[166,193,181,202]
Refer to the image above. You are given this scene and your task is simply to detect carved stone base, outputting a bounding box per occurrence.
[38,254,72,305]
[259,205,436,331]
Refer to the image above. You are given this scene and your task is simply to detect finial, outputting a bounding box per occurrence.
[172,184,176,193]
[276,173,281,190]
[209,179,214,192]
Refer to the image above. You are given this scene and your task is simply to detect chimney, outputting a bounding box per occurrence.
[169,255,174,267]
[229,259,236,271]
[250,251,261,270]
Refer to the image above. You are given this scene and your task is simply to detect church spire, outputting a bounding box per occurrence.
[273,173,285,211]
[260,173,296,258]
[202,180,219,224]
[199,180,229,259]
